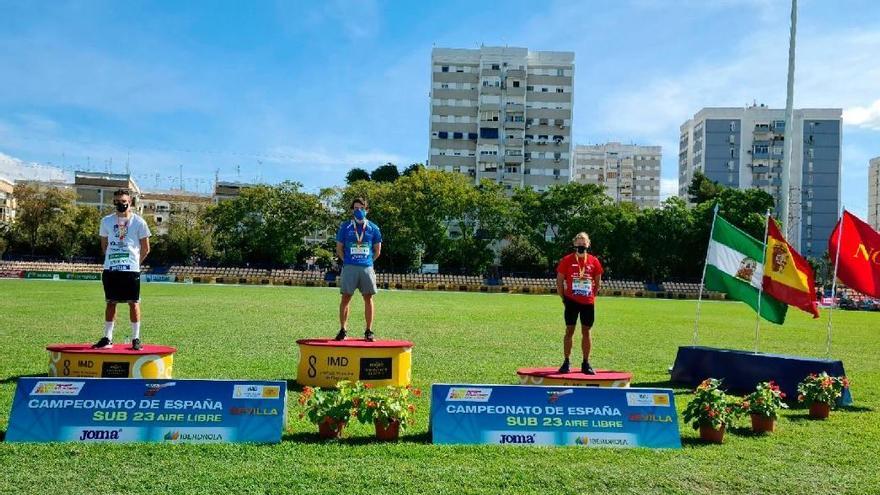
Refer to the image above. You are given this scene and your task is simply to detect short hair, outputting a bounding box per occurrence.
[573,232,590,244]
[351,197,367,208]
[113,189,131,198]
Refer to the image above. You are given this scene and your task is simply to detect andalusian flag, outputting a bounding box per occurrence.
[704,215,788,324]
[763,219,820,318]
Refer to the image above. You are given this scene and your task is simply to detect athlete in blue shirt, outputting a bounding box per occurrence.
[334,198,382,341]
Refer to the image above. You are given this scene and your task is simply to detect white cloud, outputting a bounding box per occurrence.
[660,178,679,200]
[0,152,68,183]
[843,99,880,130]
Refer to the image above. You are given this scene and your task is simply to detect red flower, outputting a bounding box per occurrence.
[407,404,415,412]
[798,394,805,402]
[364,383,374,389]
[779,392,786,399]
[413,388,422,397]
[708,410,716,418]
[741,401,750,410]
[367,401,377,408]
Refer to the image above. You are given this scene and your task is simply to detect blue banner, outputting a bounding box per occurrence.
[6,378,286,443]
[431,384,681,448]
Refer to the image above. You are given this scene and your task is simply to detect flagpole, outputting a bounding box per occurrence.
[826,208,845,358]
[754,209,771,353]
[693,203,720,346]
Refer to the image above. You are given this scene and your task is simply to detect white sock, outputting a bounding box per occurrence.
[104,322,114,340]
[131,322,141,340]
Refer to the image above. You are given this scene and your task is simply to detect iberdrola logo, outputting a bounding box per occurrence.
[164,431,180,441]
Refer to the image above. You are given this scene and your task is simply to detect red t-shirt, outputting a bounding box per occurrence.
[556,253,604,304]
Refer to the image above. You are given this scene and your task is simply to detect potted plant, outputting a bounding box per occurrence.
[356,384,421,441]
[740,381,788,433]
[797,372,849,419]
[682,378,739,443]
[297,381,362,439]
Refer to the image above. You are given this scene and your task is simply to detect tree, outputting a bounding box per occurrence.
[688,171,722,204]
[205,181,332,266]
[345,168,371,184]
[500,236,547,276]
[511,182,611,271]
[11,184,77,255]
[402,163,424,176]
[371,163,400,183]
[153,205,214,265]
[40,205,103,260]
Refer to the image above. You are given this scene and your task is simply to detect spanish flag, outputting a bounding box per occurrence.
[762,219,820,318]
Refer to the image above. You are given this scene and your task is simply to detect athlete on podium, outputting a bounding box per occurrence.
[555,232,603,374]
[92,189,151,351]
[334,198,382,342]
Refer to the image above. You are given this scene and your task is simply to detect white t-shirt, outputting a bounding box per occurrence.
[99,213,151,272]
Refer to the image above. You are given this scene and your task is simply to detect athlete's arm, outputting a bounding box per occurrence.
[336,241,344,261]
[556,272,565,299]
[594,274,602,294]
[140,237,151,264]
[373,242,381,262]
[101,237,108,256]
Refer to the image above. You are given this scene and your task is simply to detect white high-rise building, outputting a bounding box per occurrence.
[870,157,880,230]
[428,46,574,191]
[572,143,661,208]
[679,105,842,257]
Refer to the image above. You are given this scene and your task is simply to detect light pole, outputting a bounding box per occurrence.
[780,0,798,240]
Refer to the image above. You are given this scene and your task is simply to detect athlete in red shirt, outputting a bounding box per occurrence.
[555,232,603,374]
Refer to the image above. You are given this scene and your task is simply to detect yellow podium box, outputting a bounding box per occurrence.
[296,338,413,388]
[517,368,632,387]
[46,344,176,379]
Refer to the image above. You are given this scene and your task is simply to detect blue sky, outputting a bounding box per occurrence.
[1,0,878,216]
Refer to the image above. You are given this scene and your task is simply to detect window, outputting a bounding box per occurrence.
[541,87,549,92]
[453,132,463,139]
[556,88,564,93]
[438,131,448,139]
[468,132,478,140]
[480,127,499,139]
[729,121,737,131]
[512,80,520,88]
[491,64,500,70]
[557,68,564,76]
[440,83,449,89]
[441,66,449,72]
[526,85,534,91]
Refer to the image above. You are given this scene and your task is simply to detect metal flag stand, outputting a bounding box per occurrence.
[692,203,720,346]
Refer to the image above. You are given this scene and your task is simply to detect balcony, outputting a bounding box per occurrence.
[504,155,524,164]
[505,137,524,147]
[504,121,525,130]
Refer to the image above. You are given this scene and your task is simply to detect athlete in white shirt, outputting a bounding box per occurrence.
[92,189,151,350]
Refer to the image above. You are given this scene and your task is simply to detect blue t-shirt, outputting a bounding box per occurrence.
[336,220,382,266]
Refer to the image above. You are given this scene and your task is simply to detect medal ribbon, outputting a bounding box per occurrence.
[352,219,369,247]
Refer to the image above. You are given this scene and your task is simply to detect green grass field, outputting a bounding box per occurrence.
[0,280,878,494]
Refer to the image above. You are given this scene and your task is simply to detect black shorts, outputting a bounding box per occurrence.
[102,270,141,303]
[563,297,595,327]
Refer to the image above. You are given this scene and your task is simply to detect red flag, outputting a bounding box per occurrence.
[829,210,880,298]
[763,219,820,318]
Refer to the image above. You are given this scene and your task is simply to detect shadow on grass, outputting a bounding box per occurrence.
[285,380,305,393]
[630,379,691,395]
[282,430,431,445]
[680,436,722,447]
[0,373,47,385]
[727,426,772,438]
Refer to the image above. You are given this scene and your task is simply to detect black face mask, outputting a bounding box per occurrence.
[115,203,129,213]
[575,246,587,254]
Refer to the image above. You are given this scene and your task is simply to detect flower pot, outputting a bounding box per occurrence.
[374,419,401,441]
[318,418,346,439]
[699,424,725,443]
[750,413,776,433]
[809,402,831,420]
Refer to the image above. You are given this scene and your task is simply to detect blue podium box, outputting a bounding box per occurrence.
[670,346,852,405]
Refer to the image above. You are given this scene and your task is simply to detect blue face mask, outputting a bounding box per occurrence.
[353,208,367,221]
